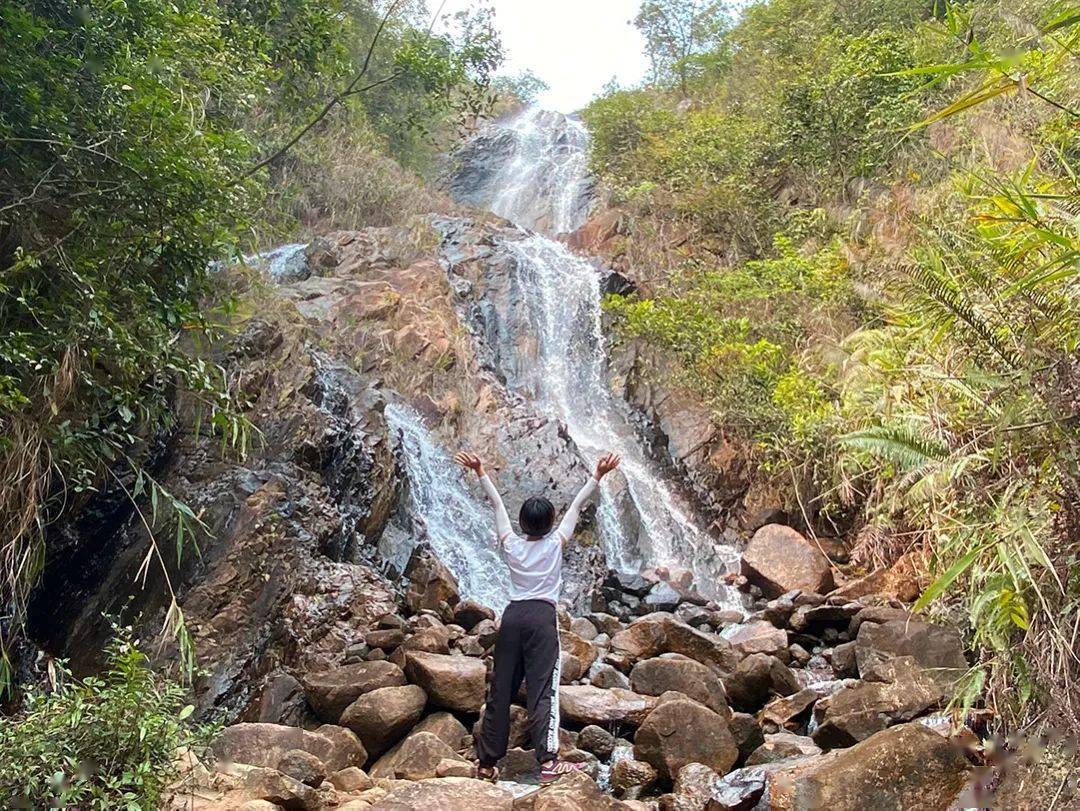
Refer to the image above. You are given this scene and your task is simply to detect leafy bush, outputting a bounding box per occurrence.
[0,630,216,810]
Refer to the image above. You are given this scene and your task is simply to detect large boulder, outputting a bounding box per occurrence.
[740,525,833,599]
[611,614,737,672]
[633,698,738,781]
[404,651,486,712]
[381,731,469,781]
[214,722,365,772]
[855,618,967,674]
[745,732,821,766]
[339,684,427,757]
[513,770,622,810]
[722,653,799,713]
[765,722,970,810]
[404,547,461,614]
[371,776,513,810]
[302,661,406,722]
[722,621,789,660]
[610,758,658,799]
[811,657,952,748]
[629,654,730,716]
[369,712,470,779]
[559,686,659,727]
[560,629,599,669]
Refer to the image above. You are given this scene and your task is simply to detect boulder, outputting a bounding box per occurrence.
[728,712,765,764]
[437,758,477,778]
[629,654,729,716]
[577,725,617,759]
[474,618,500,648]
[610,758,658,799]
[403,547,460,613]
[722,621,789,660]
[383,731,469,781]
[559,686,658,727]
[302,661,406,723]
[339,684,426,757]
[612,614,737,672]
[745,732,821,765]
[643,581,682,612]
[759,689,820,731]
[570,617,599,640]
[765,722,970,810]
[811,657,952,748]
[400,625,452,654]
[214,722,366,772]
[633,698,738,781]
[669,762,722,809]
[706,768,767,810]
[847,606,915,637]
[829,641,858,679]
[365,628,405,650]
[369,712,470,779]
[514,770,622,810]
[240,766,319,810]
[722,654,799,713]
[371,776,513,810]
[404,651,486,712]
[560,630,598,669]
[740,525,833,599]
[328,766,372,793]
[276,749,326,787]
[855,619,967,674]
[474,704,530,751]
[590,663,631,689]
[454,599,496,630]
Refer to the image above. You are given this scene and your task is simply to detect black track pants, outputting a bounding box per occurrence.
[476,599,561,767]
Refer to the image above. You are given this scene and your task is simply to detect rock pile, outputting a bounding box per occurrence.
[168,523,976,810]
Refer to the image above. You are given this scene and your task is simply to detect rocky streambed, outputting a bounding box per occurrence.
[168,522,981,810]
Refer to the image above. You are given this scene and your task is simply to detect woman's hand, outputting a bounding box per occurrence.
[454,451,485,477]
[595,452,621,480]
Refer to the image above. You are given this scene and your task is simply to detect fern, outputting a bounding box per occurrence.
[840,422,950,471]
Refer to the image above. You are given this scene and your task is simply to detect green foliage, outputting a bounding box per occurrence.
[592,0,1080,724]
[0,0,505,691]
[0,629,218,810]
[634,0,730,93]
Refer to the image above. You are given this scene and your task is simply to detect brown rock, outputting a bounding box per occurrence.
[513,770,622,810]
[611,614,737,672]
[766,722,970,810]
[214,722,366,772]
[722,654,799,713]
[454,599,496,630]
[740,525,833,599]
[745,732,821,765]
[368,712,470,779]
[723,621,789,659]
[559,686,659,727]
[855,619,967,674]
[303,661,406,723]
[277,748,326,787]
[672,763,721,810]
[590,663,631,689]
[560,630,598,669]
[728,712,765,764]
[577,724,617,759]
[759,689,820,731]
[610,758,658,799]
[633,698,738,781]
[404,651,486,712]
[372,776,513,809]
[384,731,468,781]
[570,617,599,640]
[629,654,730,716]
[365,628,405,651]
[437,758,477,778]
[404,547,461,614]
[339,684,427,757]
[400,625,452,654]
[240,766,319,810]
[328,766,372,792]
[473,618,500,648]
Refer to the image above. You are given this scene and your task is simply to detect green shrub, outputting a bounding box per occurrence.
[0,630,217,810]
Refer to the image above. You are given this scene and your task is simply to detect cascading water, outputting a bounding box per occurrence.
[447,109,741,607]
[384,403,512,611]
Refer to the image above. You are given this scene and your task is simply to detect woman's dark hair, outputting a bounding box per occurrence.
[519,497,555,536]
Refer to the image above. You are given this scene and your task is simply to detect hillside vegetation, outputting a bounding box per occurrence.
[0,0,518,687]
[584,0,1079,728]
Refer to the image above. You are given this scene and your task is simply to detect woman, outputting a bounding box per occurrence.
[454,449,621,783]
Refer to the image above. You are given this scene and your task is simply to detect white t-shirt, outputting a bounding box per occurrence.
[479,474,598,605]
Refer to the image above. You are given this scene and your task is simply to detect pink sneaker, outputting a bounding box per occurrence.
[539,759,587,785]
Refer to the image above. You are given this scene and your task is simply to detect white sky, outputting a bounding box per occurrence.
[435,1,650,113]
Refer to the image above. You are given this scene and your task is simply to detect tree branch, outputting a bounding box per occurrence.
[242,0,406,180]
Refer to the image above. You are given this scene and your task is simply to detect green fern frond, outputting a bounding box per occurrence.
[840,422,950,472]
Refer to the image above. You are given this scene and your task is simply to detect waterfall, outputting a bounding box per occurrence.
[385,403,513,611]
[447,109,741,607]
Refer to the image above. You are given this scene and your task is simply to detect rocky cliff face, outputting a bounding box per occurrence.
[27,220,609,717]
